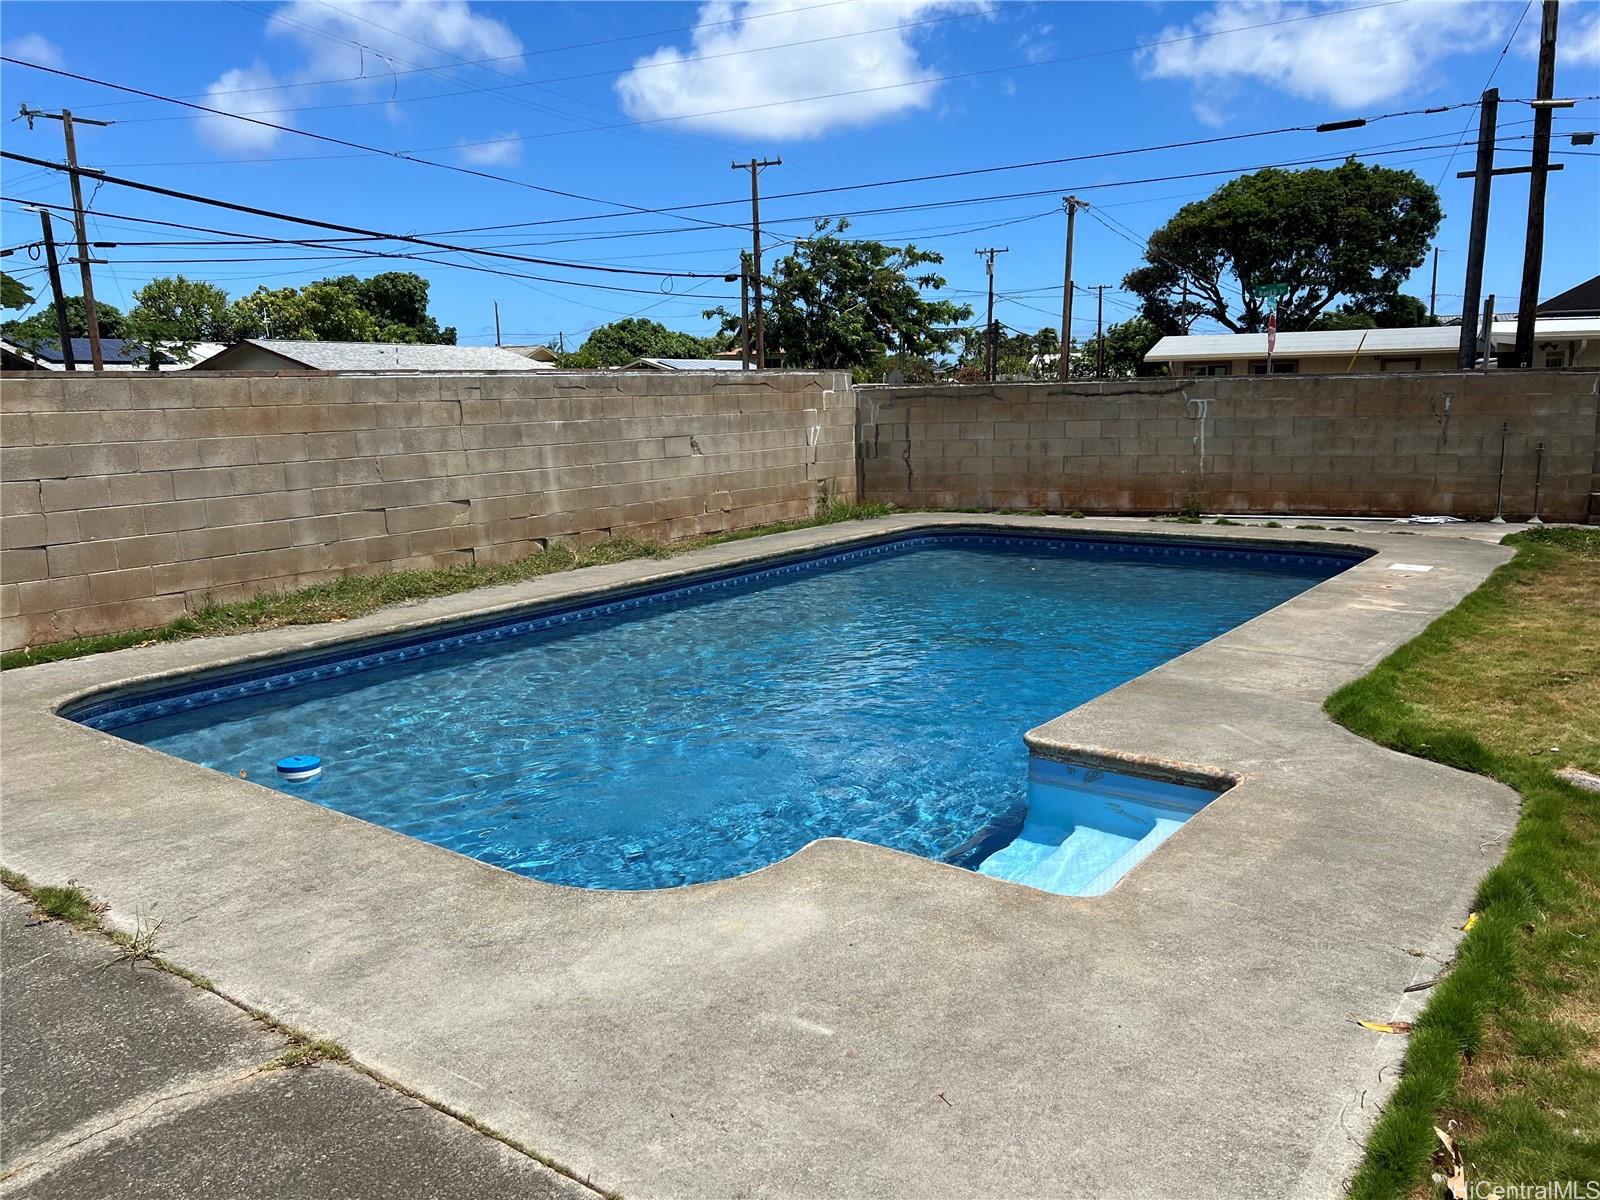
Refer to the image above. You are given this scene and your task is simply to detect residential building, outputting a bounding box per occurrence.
[0,337,228,372]
[1145,317,1600,376]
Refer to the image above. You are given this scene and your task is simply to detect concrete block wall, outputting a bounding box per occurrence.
[859,372,1599,521]
[0,370,855,650]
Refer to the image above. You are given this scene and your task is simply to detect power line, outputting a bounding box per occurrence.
[0,56,743,235]
[0,181,741,302]
[0,150,736,280]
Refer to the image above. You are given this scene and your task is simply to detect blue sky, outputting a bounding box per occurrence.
[2,0,1598,348]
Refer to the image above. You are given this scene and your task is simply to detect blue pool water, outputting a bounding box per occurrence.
[81,532,1355,891]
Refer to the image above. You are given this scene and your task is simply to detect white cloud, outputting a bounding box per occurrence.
[195,1,523,154]
[615,0,991,141]
[1546,4,1600,66]
[4,33,63,68]
[197,65,298,152]
[458,133,522,166]
[1138,1,1499,122]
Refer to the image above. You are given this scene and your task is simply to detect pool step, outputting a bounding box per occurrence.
[977,817,1187,897]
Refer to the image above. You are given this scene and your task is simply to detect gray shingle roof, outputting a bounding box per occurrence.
[230,340,550,372]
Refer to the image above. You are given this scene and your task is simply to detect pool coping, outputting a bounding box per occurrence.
[0,514,1524,1199]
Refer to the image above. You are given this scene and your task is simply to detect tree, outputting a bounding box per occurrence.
[1311,293,1432,331]
[1072,317,1168,378]
[1,272,33,310]
[227,271,452,344]
[324,272,456,344]
[706,218,972,372]
[1,296,126,343]
[1124,161,1441,334]
[229,282,377,342]
[125,275,235,365]
[561,318,716,368]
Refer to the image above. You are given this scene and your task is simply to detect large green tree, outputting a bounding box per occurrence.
[2,296,127,342]
[1072,317,1168,378]
[1,272,34,310]
[228,271,453,344]
[1124,161,1441,333]
[125,275,235,365]
[561,318,717,368]
[707,219,973,372]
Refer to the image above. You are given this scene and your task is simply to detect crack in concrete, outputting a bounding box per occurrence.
[0,1062,268,1187]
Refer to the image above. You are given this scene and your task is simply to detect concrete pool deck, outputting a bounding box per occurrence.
[0,514,1524,1198]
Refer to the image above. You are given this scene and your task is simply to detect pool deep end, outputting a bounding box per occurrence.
[68,529,1360,892]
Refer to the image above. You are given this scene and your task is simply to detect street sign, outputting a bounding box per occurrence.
[1267,311,1278,354]
[1253,282,1289,299]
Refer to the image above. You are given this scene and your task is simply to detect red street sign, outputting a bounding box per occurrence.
[1267,311,1278,354]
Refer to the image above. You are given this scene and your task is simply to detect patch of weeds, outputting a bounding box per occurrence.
[1068,511,1085,519]
[31,883,103,930]
[1213,517,1239,526]
[1262,521,1283,528]
[271,1039,349,1070]
[1331,525,1356,532]
[0,866,31,892]
[1171,515,1204,524]
[1296,523,1327,530]
[99,908,166,971]
[1177,492,1204,520]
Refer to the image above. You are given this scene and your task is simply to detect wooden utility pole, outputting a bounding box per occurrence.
[493,301,502,346]
[1428,247,1440,322]
[19,105,113,370]
[1514,0,1562,368]
[731,157,781,367]
[1457,89,1499,370]
[1058,196,1088,380]
[1095,285,1105,379]
[738,251,751,370]
[34,208,77,370]
[975,247,1008,382]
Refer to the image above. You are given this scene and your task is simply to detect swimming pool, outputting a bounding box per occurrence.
[73,530,1359,892]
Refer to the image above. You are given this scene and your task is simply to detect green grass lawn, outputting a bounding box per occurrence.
[0,500,892,670]
[1330,527,1600,1197]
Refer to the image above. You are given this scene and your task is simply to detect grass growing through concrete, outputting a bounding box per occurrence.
[1,500,893,671]
[1329,526,1600,1198]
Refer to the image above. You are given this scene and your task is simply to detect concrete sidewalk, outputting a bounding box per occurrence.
[0,890,593,1199]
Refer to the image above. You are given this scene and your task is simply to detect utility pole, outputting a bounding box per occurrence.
[493,301,502,346]
[975,247,1008,382]
[731,156,781,367]
[1058,196,1088,380]
[33,208,77,370]
[1514,0,1562,368]
[738,251,751,370]
[1095,285,1105,379]
[19,106,113,370]
[1428,247,1440,322]
[1457,88,1499,370]
[1481,293,1496,373]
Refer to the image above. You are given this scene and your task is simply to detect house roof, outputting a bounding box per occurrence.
[618,357,749,371]
[1536,274,1600,317]
[1145,317,1600,363]
[196,339,546,372]
[495,344,559,364]
[1,336,167,367]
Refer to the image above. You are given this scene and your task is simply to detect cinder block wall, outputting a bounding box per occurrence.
[0,370,855,650]
[860,372,1599,520]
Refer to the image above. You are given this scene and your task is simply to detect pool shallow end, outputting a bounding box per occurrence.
[975,757,1227,896]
